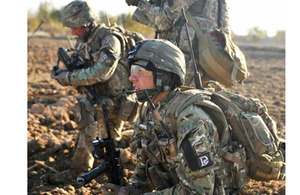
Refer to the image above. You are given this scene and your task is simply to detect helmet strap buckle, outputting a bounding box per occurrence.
[155,70,163,91]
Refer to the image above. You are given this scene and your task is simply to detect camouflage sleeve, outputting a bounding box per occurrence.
[218,0,231,36]
[133,0,197,31]
[69,35,121,86]
[151,104,220,195]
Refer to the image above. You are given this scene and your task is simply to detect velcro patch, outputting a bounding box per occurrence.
[194,141,207,155]
[198,153,213,168]
[100,53,108,62]
[182,136,214,171]
[181,125,190,134]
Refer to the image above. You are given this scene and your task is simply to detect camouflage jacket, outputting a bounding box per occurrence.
[69,24,134,98]
[132,0,230,52]
[130,89,222,194]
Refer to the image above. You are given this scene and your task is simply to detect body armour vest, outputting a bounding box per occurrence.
[75,25,134,98]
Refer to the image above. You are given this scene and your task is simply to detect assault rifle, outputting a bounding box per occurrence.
[53,45,124,186]
[77,134,124,185]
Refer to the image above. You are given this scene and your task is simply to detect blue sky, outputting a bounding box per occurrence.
[28,0,285,36]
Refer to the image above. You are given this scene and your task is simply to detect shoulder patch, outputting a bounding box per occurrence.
[100,53,108,62]
[198,153,213,168]
[182,136,214,171]
[181,125,190,134]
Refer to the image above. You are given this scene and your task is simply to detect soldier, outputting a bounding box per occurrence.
[125,0,248,87]
[103,39,243,194]
[51,0,143,175]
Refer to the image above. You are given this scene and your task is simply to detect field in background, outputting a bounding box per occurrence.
[27,37,285,194]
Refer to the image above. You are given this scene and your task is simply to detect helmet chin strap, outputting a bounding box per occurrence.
[83,22,94,42]
[155,69,171,92]
[126,88,159,102]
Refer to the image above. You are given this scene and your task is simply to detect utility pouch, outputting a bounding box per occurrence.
[219,142,249,189]
[147,163,169,191]
[158,137,177,164]
[117,93,141,122]
[230,147,249,188]
[240,112,285,181]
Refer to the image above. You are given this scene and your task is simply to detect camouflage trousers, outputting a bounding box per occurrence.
[71,95,133,173]
[184,53,212,87]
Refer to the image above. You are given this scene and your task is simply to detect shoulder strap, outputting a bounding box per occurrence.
[210,92,253,149]
[164,90,230,146]
[110,25,137,52]
[87,25,107,44]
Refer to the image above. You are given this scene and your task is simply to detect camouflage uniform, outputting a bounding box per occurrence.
[130,91,224,194]
[130,0,231,85]
[56,1,143,173]
[126,40,231,194]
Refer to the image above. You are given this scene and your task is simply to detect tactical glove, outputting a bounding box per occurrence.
[125,0,140,6]
[55,71,72,86]
[50,66,64,79]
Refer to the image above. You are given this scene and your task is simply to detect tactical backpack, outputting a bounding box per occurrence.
[209,86,285,182]
[164,84,285,188]
[185,11,249,87]
[108,25,145,58]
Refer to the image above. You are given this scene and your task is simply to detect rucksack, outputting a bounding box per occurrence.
[209,85,285,182]
[185,11,249,87]
[164,84,285,188]
[108,25,145,58]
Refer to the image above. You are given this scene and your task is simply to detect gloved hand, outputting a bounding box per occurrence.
[50,66,64,79]
[54,70,72,86]
[125,0,139,6]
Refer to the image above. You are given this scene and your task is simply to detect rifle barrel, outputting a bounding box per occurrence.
[181,8,203,90]
[77,162,108,185]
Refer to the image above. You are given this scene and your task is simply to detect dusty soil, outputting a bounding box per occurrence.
[27,38,285,194]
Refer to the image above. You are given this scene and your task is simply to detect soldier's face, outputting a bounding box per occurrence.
[71,27,87,38]
[129,65,155,90]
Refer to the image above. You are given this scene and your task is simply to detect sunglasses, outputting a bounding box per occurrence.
[130,65,153,77]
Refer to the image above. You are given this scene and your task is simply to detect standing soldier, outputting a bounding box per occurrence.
[51,0,143,175]
[125,0,248,87]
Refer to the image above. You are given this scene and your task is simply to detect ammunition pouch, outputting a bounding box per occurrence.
[218,142,249,189]
[142,139,179,191]
[147,163,170,191]
[158,137,177,164]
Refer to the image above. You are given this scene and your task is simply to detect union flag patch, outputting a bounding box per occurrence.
[100,53,108,62]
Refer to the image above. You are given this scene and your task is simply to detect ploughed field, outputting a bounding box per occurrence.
[27,38,285,194]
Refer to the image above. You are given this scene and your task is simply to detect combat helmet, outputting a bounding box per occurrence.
[128,39,186,92]
[61,0,96,28]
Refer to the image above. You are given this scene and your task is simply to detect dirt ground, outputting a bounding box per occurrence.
[27,38,285,194]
